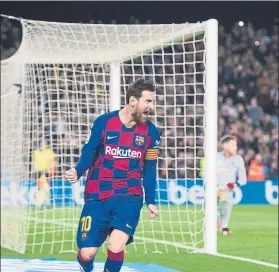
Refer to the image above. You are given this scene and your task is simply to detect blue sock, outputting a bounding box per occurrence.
[77,249,94,272]
[103,249,124,272]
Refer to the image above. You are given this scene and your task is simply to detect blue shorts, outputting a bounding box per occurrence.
[76,195,143,248]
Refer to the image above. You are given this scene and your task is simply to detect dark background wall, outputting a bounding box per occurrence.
[1,1,278,31]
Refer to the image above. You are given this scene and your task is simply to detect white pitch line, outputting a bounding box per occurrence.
[28,217,278,269]
[214,253,278,269]
[135,237,278,269]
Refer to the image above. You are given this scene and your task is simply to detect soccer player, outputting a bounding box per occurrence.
[217,135,247,235]
[65,78,160,272]
[33,139,56,209]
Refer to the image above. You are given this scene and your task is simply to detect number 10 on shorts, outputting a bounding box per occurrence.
[80,216,92,232]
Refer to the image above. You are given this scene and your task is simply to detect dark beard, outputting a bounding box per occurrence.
[131,111,143,124]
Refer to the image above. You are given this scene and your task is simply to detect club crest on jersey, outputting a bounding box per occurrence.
[81,233,87,241]
[135,136,145,146]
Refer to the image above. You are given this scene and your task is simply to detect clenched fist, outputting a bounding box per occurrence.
[65,168,78,184]
[147,204,159,219]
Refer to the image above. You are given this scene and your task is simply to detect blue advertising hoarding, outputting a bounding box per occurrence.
[1,179,278,207]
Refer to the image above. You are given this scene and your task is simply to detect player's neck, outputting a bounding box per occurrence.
[223,151,232,159]
[119,107,136,128]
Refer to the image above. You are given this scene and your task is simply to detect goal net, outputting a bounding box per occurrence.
[1,15,218,255]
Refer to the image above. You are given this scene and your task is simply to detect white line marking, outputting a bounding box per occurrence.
[27,215,279,269]
[213,253,278,269]
[134,236,278,269]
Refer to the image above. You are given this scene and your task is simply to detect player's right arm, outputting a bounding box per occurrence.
[65,117,103,183]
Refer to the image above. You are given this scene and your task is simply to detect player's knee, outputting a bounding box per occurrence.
[108,242,125,253]
[79,247,99,261]
[108,238,126,253]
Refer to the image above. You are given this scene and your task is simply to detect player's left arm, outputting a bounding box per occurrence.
[236,155,247,187]
[227,156,247,190]
[142,125,160,218]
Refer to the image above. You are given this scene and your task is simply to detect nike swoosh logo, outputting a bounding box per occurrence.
[107,136,118,140]
[126,224,132,229]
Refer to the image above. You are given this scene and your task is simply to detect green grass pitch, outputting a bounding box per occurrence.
[1,205,278,272]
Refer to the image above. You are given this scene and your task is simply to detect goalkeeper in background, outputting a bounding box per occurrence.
[33,139,56,209]
[65,78,160,272]
[217,135,247,235]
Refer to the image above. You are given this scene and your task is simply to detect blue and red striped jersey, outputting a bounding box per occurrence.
[75,110,160,205]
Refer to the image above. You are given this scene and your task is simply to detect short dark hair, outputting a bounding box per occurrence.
[126,78,156,104]
[220,134,237,144]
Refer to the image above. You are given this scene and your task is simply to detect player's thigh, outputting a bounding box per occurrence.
[36,190,42,204]
[44,187,50,197]
[76,201,109,248]
[226,191,234,203]
[220,190,234,204]
[218,189,228,200]
[109,195,143,237]
[36,189,44,200]
[108,229,130,252]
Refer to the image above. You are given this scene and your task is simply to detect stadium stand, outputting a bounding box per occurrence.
[1,16,278,181]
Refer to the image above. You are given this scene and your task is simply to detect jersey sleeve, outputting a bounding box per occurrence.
[75,117,104,179]
[142,125,160,205]
[236,155,247,186]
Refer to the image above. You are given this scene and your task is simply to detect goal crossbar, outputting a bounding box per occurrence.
[1,14,206,64]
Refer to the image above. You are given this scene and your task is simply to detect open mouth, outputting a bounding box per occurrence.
[142,111,149,117]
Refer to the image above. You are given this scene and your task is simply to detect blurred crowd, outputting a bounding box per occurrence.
[217,19,278,180]
[1,16,278,181]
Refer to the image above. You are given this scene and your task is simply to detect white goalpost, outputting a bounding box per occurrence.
[1,15,218,256]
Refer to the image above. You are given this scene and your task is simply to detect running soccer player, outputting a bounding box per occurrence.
[217,135,247,235]
[65,78,160,272]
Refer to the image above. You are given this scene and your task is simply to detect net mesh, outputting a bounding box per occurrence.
[1,16,208,255]
[1,62,28,254]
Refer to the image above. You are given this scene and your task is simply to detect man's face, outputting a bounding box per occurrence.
[132,90,155,124]
[224,139,238,155]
